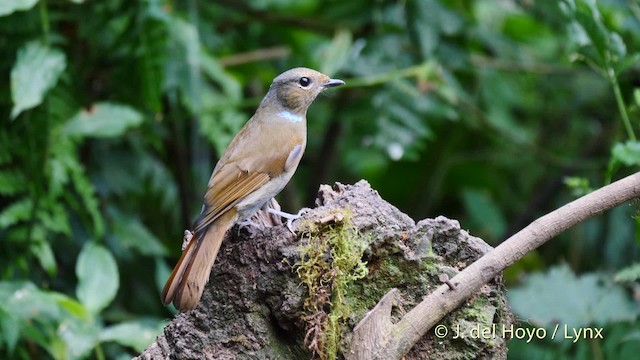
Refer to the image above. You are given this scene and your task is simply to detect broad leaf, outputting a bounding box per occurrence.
[611,141,640,166]
[0,308,19,353]
[0,0,38,17]
[112,215,168,257]
[509,265,640,327]
[318,29,352,75]
[615,263,640,282]
[76,243,119,314]
[462,188,506,242]
[10,41,66,118]
[0,281,62,321]
[100,320,165,352]
[63,103,143,138]
[57,317,100,360]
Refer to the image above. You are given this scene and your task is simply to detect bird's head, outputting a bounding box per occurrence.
[266,67,344,114]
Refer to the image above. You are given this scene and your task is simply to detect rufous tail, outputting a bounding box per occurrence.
[161,209,237,310]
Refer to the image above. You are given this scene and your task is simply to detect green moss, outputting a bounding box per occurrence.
[461,297,493,326]
[348,254,439,319]
[294,210,368,360]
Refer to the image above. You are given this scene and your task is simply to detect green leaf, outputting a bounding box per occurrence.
[31,238,57,276]
[100,320,165,352]
[52,139,105,238]
[50,293,89,320]
[0,0,38,17]
[0,197,32,228]
[563,176,593,197]
[318,29,352,75]
[63,103,143,138]
[38,202,71,235]
[138,10,168,112]
[10,41,66,119]
[611,141,640,166]
[0,282,62,321]
[615,263,640,282]
[0,169,27,195]
[76,243,119,314]
[509,265,640,327]
[57,317,100,359]
[0,308,19,353]
[112,216,168,257]
[462,188,506,242]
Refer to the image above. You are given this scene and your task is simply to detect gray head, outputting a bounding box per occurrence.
[265,67,344,114]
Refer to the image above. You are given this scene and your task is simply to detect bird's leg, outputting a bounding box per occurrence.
[237,218,262,231]
[265,208,306,234]
[181,230,194,251]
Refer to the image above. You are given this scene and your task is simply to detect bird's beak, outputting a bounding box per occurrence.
[323,78,345,88]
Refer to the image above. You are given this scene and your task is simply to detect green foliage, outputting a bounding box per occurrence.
[0,0,38,17]
[509,265,640,327]
[10,41,66,119]
[615,263,640,282]
[76,243,119,315]
[462,188,506,243]
[0,272,165,359]
[509,265,640,359]
[563,176,593,197]
[63,103,143,139]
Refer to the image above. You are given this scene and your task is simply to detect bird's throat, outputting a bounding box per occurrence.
[277,110,304,123]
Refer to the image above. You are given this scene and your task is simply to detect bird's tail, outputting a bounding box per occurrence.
[161,210,237,310]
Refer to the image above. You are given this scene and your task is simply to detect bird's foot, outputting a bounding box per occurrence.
[237,218,262,232]
[181,230,194,251]
[265,208,306,234]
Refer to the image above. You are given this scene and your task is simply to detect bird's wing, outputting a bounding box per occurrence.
[192,117,304,233]
[193,163,271,233]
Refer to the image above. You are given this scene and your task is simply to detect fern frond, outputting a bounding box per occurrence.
[0,170,27,196]
[0,197,33,229]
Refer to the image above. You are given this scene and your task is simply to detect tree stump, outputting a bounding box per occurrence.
[136,181,512,359]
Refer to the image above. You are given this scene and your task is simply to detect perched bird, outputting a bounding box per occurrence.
[162,67,345,311]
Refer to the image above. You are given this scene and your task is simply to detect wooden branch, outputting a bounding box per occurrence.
[218,47,290,67]
[348,172,640,360]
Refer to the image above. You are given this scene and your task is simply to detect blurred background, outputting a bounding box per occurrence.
[1,0,640,358]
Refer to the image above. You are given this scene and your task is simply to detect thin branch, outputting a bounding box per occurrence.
[342,62,437,88]
[348,171,640,360]
[218,47,290,67]
[214,0,338,35]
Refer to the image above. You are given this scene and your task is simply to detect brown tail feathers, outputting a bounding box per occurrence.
[161,210,237,310]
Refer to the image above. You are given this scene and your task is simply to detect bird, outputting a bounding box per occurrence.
[161,67,345,311]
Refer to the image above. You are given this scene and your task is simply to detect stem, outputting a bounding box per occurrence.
[609,67,635,141]
[95,344,105,360]
[343,62,437,88]
[39,0,50,44]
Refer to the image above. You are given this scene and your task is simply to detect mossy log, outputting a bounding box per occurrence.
[136,181,512,359]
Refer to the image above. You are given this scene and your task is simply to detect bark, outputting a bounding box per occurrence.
[136,180,511,360]
[348,172,640,359]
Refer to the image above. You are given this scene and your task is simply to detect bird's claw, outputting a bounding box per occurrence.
[266,208,306,234]
[237,218,262,233]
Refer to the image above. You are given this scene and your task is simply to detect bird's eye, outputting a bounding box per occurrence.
[299,77,311,87]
